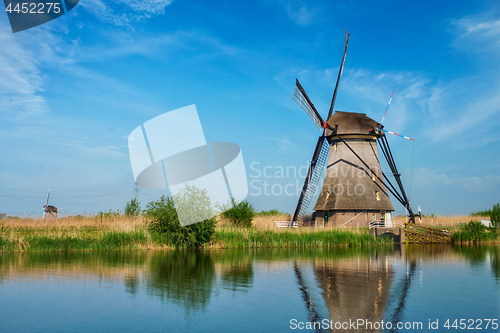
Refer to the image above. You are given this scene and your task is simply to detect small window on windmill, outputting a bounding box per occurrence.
[375,191,380,201]
[334,142,337,151]
[371,173,376,182]
[372,213,376,220]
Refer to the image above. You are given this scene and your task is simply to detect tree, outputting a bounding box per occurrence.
[491,203,500,228]
[125,198,141,217]
[143,194,216,247]
[222,199,255,228]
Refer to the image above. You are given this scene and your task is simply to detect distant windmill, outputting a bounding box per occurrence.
[292,30,416,227]
[43,189,59,219]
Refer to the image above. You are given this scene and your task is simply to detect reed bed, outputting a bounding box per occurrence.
[394,215,490,227]
[5,213,490,252]
[212,225,391,248]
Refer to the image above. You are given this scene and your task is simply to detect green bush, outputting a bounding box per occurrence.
[222,200,255,228]
[491,203,499,228]
[452,220,498,243]
[125,198,141,217]
[143,195,216,247]
[256,209,290,217]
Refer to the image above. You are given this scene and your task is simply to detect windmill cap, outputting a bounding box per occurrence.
[326,111,380,136]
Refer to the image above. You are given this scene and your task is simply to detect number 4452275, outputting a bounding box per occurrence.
[443,319,498,330]
[5,2,62,14]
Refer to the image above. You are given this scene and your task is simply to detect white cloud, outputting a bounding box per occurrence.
[284,1,316,26]
[80,0,173,27]
[451,14,500,53]
[413,167,500,192]
[0,21,50,120]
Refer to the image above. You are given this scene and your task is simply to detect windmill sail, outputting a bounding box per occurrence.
[292,135,329,222]
[293,79,323,130]
[45,189,50,207]
[327,29,350,120]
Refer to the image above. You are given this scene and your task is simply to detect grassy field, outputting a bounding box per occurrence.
[0,214,496,252]
[0,214,392,252]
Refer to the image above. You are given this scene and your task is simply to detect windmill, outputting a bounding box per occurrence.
[43,189,59,219]
[292,30,416,227]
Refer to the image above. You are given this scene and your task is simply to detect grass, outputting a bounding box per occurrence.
[397,214,491,227]
[0,213,392,252]
[213,226,391,248]
[2,213,496,252]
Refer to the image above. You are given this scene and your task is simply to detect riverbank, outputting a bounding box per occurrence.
[1,215,497,252]
[0,215,392,252]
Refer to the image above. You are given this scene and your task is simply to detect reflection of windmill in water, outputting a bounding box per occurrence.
[294,253,417,333]
[292,30,416,227]
[43,189,59,220]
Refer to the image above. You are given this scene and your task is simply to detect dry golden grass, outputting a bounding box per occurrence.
[394,215,489,227]
[3,214,488,233]
[2,215,145,232]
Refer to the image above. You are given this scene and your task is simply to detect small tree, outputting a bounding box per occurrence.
[222,199,255,228]
[491,203,500,228]
[125,198,141,217]
[143,195,216,247]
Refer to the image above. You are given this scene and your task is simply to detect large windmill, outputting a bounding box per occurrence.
[43,189,59,219]
[292,30,416,227]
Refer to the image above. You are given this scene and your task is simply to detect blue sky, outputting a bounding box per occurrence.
[1,0,499,216]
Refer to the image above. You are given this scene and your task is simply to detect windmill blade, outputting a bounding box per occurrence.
[381,129,415,141]
[293,79,324,130]
[292,135,329,222]
[327,29,350,120]
[380,91,394,125]
[45,189,50,207]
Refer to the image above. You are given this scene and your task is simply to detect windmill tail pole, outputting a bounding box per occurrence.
[380,91,394,125]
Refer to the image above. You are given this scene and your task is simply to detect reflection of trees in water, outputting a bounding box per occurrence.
[454,245,500,283]
[143,249,255,309]
[145,250,216,310]
[214,248,254,292]
[492,251,500,282]
[221,262,253,292]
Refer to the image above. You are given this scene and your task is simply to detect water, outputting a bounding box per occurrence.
[0,245,498,332]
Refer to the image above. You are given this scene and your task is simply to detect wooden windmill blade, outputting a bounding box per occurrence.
[292,135,329,222]
[293,79,324,130]
[43,189,59,219]
[291,30,350,223]
[327,29,350,121]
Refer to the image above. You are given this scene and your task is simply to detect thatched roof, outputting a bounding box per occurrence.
[325,111,379,136]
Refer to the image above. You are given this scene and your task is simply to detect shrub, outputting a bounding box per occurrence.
[452,220,498,243]
[143,195,216,247]
[222,200,255,228]
[256,209,290,217]
[491,203,499,228]
[125,198,141,217]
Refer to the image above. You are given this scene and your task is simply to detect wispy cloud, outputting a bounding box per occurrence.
[0,21,50,120]
[275,66,430,134]
[80,0,173,28]
[451,12,500,54]
[283,0,317,26]
[414,167,500,192]
[268,137,300,153]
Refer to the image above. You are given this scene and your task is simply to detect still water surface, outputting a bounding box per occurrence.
[0,245,499,332]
